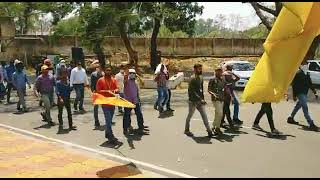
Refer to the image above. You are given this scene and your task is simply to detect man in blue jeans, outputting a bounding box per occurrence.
[96,66,119,143]
[287,65,318,131]
[123,69,147,135]
[154,64,169,114]
[70,61,89,112]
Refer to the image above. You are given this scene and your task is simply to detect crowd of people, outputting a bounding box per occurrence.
[184,63,319,138]
[0,57,318,145]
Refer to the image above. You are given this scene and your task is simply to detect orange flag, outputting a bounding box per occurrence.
[92,93,136,108]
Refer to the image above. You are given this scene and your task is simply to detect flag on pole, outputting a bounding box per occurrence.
[242,2,320,103]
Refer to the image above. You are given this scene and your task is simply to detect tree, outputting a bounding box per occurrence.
[247,2,319,61]
[0,2,75,34]
[139,2,203,70]
[78,2,142,68]
[51,16,81,36]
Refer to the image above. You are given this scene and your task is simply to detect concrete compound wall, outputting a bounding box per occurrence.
[0,35,265,63]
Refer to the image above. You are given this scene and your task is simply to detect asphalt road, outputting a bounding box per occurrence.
[0,84,320,178]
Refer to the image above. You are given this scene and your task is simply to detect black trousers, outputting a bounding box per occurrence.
[221,97,233,126]
[58,97,73,128]
[254,103,275,131]
[6,82,14,103]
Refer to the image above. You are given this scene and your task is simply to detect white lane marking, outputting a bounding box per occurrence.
[0,123,196,178]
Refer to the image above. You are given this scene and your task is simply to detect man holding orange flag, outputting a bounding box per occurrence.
[96,66,119,143]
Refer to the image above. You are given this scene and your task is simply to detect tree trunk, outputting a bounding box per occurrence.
[118,19,138,67]
[150,17,161,71]
[303,35,320,63]
[93,41,105,68]
[23,2,33,34]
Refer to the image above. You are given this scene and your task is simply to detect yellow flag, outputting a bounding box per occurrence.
[242,2,320,103]
[92,93,136,108]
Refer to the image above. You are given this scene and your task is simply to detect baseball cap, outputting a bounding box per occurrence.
[44,59,51,65]
[129,69,136,73]
[60,60,66,66]
[41,65,49,71]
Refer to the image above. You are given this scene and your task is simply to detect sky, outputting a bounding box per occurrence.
[197,2,262,30]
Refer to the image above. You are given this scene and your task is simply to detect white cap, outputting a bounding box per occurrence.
[60,60,66,66]
[129,69,136,73]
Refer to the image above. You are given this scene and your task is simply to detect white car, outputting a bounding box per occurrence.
[221,60,255,88]
[307,60,320,85]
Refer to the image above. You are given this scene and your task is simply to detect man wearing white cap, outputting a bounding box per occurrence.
[123,68,148,135]
[56,59,68,80]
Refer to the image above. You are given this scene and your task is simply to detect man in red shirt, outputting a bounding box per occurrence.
[96,66,119,143]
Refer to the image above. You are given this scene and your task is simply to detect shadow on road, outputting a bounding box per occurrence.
[256,133,295,140]
[224,127,249,135]
[253,127,296,140]
[191,136,212,144]
[100,140,123,149]
[96,162,142,178]
[124,129,150,149]
[212,133,239,142]
[34,123,55,130]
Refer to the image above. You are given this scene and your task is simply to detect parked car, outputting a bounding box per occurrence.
[307,60,320,85]
[221,60,255,88]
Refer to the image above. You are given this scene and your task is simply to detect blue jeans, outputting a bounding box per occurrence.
[94,105,101,126]
[73,84,84,110]
[290,94,314,125]
[155,86,169,109]
[232,91,239,120]
[123,102,144,130]
[102,106,115,139]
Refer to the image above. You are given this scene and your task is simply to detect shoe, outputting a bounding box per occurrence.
[48,121,56,126]
[233,119,243,125]
[108,136,118,144]
[123,129,129,135]
[167,108,175,112]
[69,126,77,130]
[153,104,158,110]
[287,117,299,124]
[221,122,228,129]
[41,112,48,122]
[112,122,116,125]
[207,131,214,137]
[184,130,194,137]
[252,124,262,130]
[271,129,283,135]
[128,126,134,134]
[136,128,144,135]
[309,123,319,131]
[213,128,223,135]
[158,106,164,113]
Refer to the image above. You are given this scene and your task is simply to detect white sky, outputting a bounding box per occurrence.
[197,2,263,30]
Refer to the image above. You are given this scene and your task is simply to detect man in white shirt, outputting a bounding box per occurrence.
[115,65,125,114]
[70,61,89,112]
